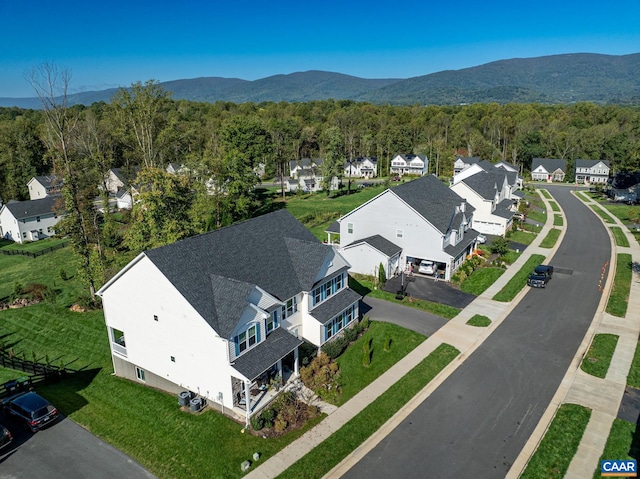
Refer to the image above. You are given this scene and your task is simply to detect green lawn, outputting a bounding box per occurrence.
[539,228,561,248]
[553,214,564,226]
[606,253,633,317]
[278,344,460,479]
[466,314,491,327]
[349,276,460,319]
[521,403,592,479]
[527,209,547,224]
[460,268,504,295]
[580,334,619,378]
[627,341,640,388]
[548,200,560,212]
[0,237,69,253]
[509,230,536,245]
[611,227,630,247]
[592,418,639,479]
[335,321,426,405]
[493,254,546,302]
[540,189,552,199]
[589,204,616,224]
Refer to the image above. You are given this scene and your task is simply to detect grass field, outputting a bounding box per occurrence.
[589,204,616,224]
[493,254,546,302]
[527,209,547,224]
[460,268,504,295]
[521,403,591,479]
[606,253,633,317]
[539,228,561,248]
[466,314,491,327]
[540,189,552,199]
[553,214,563,226]
[580,334,619,379]
[548,200,560,212]
[627,341,640,388]
[509,230,536,245]
[611,227,630,247]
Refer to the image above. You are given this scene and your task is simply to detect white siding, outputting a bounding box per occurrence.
[341,243,393,277]
[100,255,238,409]
[0,208,60,244]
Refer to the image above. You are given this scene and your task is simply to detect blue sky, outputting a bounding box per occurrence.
[1,0,638,97]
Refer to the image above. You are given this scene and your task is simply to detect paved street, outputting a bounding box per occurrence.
[342,186,611,478]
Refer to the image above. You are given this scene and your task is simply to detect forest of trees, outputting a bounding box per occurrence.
[1,71,639,297]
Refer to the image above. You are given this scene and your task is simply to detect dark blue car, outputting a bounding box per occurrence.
[3,392,59,432]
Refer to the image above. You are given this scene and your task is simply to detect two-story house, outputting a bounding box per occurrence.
[97,209,360,426]
[338,175,478,280]
[531,158,567,182]
[575,159,610,184]
[27,176,62,200]
[344,157,378,178]
[0,196,62,243]
[453,156,481,176]
[389,154,428,177]
[450,168,517,236]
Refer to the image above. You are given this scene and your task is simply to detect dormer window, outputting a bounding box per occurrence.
[235,324,260,355]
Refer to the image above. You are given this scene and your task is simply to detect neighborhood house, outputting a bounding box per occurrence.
[97,210,361,426]
[27,175,61,200]
[389,154,428,177]
[0,196,62,244]
[531,158,567,182]
[574,159,610,184]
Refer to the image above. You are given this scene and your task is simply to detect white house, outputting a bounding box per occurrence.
[97,210,360,426]
[450,168,517,236]
[531,158,567,182]
[344,157,378,178]
[27,176,61,200]
[288,158,339,192]
[0,196,62,244]
[338,175,479,281]
[453,156,481,176]
[575,159,610,184]
[390,154,428,177]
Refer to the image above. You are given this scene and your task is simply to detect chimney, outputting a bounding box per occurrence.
[460,199,466,213]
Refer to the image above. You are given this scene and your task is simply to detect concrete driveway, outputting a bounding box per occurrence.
[0,415,155,479]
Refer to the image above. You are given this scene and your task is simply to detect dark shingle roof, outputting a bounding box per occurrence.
[2,196,61,219]
[455,156,481,165]
[346,235,401,258]
[477,160,495,171]
[310,288,362,325]
[144,210,332,336]
[444,230,479,258]
[32,175,61,188]
[460,170,506,200]
[493,198,515,219]
[575,159,610,170]
[232,328,303,380]
[610,171,640,189]
[326,221,340,234]
[391,175,474,234]
[532,158,567,174]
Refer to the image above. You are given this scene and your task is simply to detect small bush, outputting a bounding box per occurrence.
[343,326,358,344]
[274,418,288,433]
[23,283,50,301]
[299,352,341,402]
[384,337,392,352]
[362,338,372,367]
[322,336,349,359]
[260,408,275,429]
[250,414,265,431]
[378,262,386,285]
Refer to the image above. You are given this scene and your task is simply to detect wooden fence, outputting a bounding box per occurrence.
[0,241,68,258]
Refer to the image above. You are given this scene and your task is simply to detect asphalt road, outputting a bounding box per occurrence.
[343,185,611,478]
[0,415,155,479]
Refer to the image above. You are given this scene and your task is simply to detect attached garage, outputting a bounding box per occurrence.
[341,235,402,279]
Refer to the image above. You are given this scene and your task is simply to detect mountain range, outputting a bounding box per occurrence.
[1,53,638,109]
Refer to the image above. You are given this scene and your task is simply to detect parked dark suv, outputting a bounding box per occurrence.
[527,264,554,288]
[3,392,59,432]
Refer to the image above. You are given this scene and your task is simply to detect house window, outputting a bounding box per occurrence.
[47,227,52,233]
[153,315,158,321]
[267,310,280,333]
[135,367,146,382]
[324,305,356,341]
[22,232,26,238]
[311,273,345,307]
[235,324,260,355]
[396,229,403,238]
[347,223,353,234]
[281,297,298,319]
[39,228,42,234]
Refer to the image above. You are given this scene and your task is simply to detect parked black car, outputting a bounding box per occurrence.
[0,424,12,450]
[3,392,59,432]
[527,264,554,288]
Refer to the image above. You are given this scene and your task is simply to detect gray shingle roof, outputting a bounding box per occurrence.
[392,175,474,234]
[2,196,61,219]
[144,210,333,336]
[493,198,515,219]
[575,159,610,169]
[310,288,362,325]
[460,169,508,200]
[456,156,481,165]
[326,221,340,234]
[444,230,479,258]
[346,235,401,258]
[32,175,61,188]
[532,158,567,173]
[477,160,495,171]
[232,328,303,380]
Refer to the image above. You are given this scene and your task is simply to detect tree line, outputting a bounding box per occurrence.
[0,65,639,297]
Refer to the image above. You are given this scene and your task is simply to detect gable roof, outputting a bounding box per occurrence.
[29,175,61,188]
[391,175,474,234]
[459,169,511,201]
[2,196,61,220]
[610,171,640,189]
[345,235,402,258]
[142,209,334,337]
[494,160,518,172]
[532,158,567,173]
[575,159,610,169]
[455,156,481,165]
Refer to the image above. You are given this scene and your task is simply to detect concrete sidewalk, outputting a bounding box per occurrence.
[245,188,564,479]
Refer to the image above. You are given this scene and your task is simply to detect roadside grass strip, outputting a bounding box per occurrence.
[540,189,552,199]
[553,214,563,226]
[589,204,616,224]
[460,268,505,295]
[527,210,547,224]
[539,229,561,248]
[611,226,630,247]
[592,418,638,479]
[625,341,640,388]
[548,200,560,212]
[349,276,460,319]
[520,403,592,479]
[493,254,546,302]
[335,321,426,405]
[580,333,619,379]
[277,344,461,479]
[606,253,633,317]
[466,314,491,327]
[509,230,536,245]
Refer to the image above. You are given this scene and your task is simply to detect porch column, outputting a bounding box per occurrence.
[277,359,283,380]
[244,380,251,428]
[293,347,299,376]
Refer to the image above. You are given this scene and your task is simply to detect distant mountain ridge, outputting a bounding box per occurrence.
[1,53,638,108]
